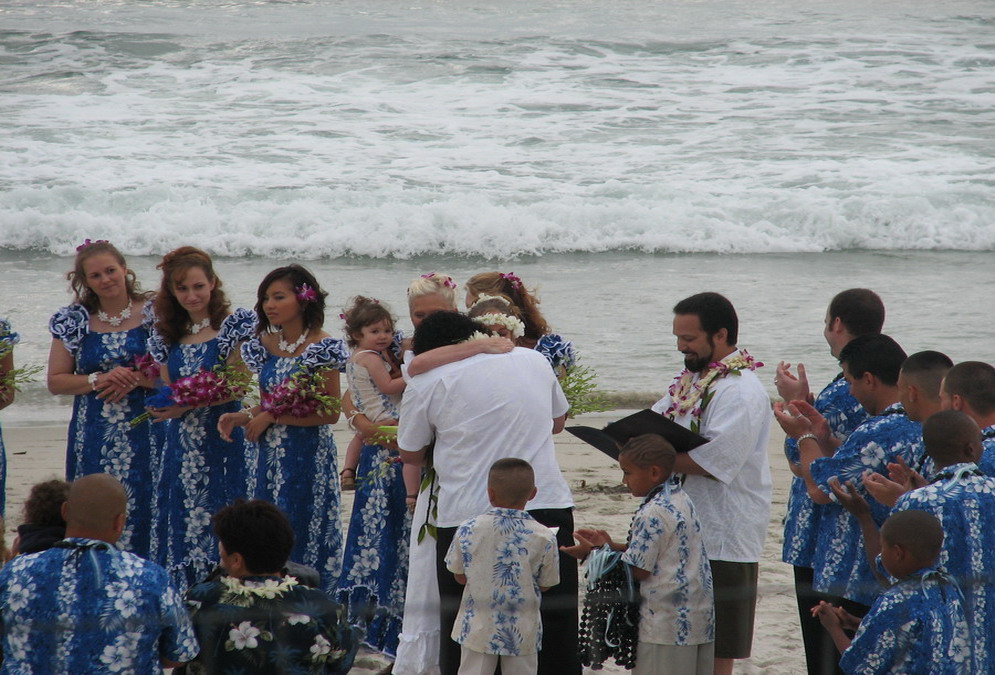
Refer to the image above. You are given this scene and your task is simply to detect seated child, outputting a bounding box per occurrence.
[11,479,69,556]
[185,500,358,674]
[562,433,715,675]
[813,509,972,674]
[444,458,560,675]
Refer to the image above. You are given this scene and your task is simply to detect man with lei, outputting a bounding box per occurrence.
[650,292,771,675]
[185,500,358,674]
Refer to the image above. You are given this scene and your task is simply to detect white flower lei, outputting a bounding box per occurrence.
[220,575,299,601]
[665,349,764,424]
[476,312,525,339]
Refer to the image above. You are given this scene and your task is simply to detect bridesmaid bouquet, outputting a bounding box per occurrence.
[132,353,161,381]
[0,330,42,402]
[560,361,612,417]
[260,368,340,418]
[131,363,253,426]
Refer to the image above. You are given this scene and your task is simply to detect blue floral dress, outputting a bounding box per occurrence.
[242,335,349,595]
[0,318,19,518]
[148,308,256,590]
[48,303,163,558]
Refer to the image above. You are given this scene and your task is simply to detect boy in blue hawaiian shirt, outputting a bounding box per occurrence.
[563,434,715,675]
[445,458,560,675]
[812,510,971,675]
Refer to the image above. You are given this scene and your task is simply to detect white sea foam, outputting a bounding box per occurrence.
[1,0,993,258]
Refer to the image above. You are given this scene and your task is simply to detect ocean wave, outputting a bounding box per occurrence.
[1,183,992,258]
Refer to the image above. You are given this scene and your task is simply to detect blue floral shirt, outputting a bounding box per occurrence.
[186,574,358,674]
[893,462,995,673]
[839,567,971,675]
[621,482,714,646]
[782,375,867,567]
[0,537,198,674]
[975,425,995,476]
[809,403,923,605]
[445,507,560,656]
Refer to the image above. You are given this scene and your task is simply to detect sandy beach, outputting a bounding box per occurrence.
[1,413,801,674]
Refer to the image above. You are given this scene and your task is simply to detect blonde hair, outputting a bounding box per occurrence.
[407,273,458,308]
[465,272,549,340]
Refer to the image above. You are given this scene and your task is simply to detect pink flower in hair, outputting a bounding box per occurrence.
[76,238,108,252]
[420,273,457,289]
[296,283,318,303]
[500,272,522,289]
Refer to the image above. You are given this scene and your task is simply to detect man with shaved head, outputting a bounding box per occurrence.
[940,361,995,474]
[0,473,198,672]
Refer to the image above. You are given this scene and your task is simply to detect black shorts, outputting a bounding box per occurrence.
[710,560,759,660]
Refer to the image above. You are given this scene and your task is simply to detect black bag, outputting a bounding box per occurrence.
[578,545,640,670]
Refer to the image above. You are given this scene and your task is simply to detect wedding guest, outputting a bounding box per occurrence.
[147,246,255,590]
[218,264,347,594]
[774,288,882,675]
[46,240,161,557]
[562,435,715,675]
[774,334,923,616]
[0,473,198,672]
[10,479,69,556]
[445,459,560,675]
[939,361,995,474]
[812,510,971,674]
[186,500,358,674]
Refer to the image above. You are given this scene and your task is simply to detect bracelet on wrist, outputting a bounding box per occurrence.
[243,407,255,421]
[797,432,819,445]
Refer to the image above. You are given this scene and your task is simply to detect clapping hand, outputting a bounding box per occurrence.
[775,361,812,403]
[560,528,614,561]
[773,400,830,444]
[887,456,927,491]
[828,477,870,517]
[863,471,908,508]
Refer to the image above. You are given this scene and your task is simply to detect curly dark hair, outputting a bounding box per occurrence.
[67,240,148,312]
[154,246,231,345]
[412,311,487,355]
[342,296,395,348]
[254,265,328,335]
[23,479,70,527]
[213,499,295,575]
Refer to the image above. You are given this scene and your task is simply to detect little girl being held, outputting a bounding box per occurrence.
[339,297,416,498]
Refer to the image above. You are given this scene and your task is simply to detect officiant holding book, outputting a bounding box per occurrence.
[651,292,772,675]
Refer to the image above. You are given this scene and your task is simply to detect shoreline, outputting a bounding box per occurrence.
[1,413,801,674]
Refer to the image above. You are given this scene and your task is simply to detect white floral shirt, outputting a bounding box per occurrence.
[445,508,560,656]
[621,482,715,646]
[0,537,198,673]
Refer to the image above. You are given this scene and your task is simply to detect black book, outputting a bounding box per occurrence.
[566,409,709,461]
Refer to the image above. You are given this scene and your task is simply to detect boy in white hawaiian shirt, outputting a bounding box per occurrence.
[445,458,560,675]
[563,434,715,675]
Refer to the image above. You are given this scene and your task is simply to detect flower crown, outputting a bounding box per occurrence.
[477,312,525,339]
[76,238,108,252]
[470,293,511,308]
[500,272,522,290]
[420,273,457,289]
[296,283,318,303]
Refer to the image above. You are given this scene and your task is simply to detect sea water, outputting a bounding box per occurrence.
[1,0,993,424]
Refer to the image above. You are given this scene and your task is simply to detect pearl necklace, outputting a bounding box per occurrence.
[96,303,132,327]
[278,330,308,354]
[189,317,211,335]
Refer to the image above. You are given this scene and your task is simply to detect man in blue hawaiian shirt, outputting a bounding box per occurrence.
[185,499,358,674]
[940,361,995,474]
[774,334,924,615]
[774,288,883,675]
[0,473,198,673]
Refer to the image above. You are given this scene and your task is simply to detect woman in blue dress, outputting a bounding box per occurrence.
[0,318,20,517]
[218,264,348,595]
[46,240,162,558]
[146,246,255,589]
